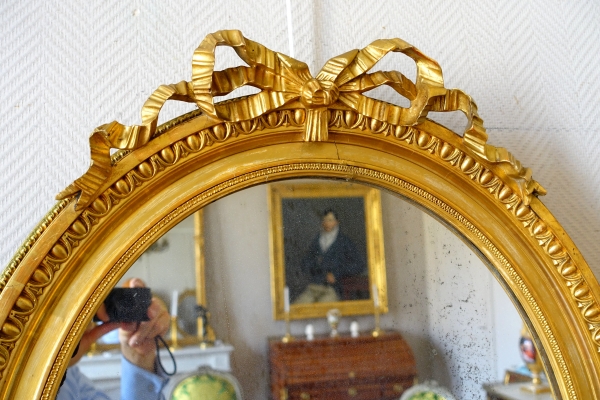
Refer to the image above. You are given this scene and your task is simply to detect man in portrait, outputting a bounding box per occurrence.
[294,209,365,303]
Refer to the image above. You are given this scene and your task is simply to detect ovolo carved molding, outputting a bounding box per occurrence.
[0,106,595,391]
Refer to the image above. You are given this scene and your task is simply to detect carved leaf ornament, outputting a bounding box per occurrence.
[56,29,544,210]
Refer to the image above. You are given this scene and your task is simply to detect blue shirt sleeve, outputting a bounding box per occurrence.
[57,365,112,400]
[56,357,168,400]
[120,356,169,400]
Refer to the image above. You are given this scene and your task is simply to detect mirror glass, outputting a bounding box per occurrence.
[177,290,199,337]
[207,179,524,399]
[122,214,196,306]
[96,213,202,348]
[87,178,523,399]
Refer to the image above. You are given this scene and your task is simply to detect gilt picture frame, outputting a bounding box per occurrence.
[269,180,388,320]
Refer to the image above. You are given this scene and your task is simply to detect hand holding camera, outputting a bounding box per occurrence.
[69,278,170,373]
[103,287,152,323]
[118,278,170,373]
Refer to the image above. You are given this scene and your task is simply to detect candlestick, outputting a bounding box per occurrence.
[282,311,293,343]
[519,324,550,393]
[86,341,99,356]
[372,284,382,337]
[372,308,382,337]
[281,286,293,342]
[169,315,179,350]
[171,290,178,317]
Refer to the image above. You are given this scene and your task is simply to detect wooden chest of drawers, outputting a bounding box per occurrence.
[269,331,417,400]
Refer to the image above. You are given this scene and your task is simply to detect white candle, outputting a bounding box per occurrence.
[171,290,178,317]
[372,284,379,308]
[350,321,359,338]
[284,286,290,313]
[305,324,314,340]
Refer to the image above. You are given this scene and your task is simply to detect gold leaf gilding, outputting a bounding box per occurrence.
[55,29,544,210]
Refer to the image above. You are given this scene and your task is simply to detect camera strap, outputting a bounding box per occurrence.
[154,335,177,376]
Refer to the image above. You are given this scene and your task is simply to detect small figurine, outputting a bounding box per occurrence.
[326,309,341,337]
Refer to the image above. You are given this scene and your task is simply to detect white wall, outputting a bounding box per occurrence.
[122,214,197,306]
[121,185,521,398]
[1,0,598,398]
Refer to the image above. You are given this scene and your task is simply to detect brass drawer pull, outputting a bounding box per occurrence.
[280,387,288,400]
[348,387,358,396]
[348,371,356,379]
[300,392,310,399]
[393,383,404,393]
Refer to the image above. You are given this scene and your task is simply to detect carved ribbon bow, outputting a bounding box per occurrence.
[58,30,543,209]
[101,29,458,146]
[190,30,451,142]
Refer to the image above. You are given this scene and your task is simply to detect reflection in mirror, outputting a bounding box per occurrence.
[95,211,207,349]
[177,289,198,337]
[122,213,196,314]
[82,177,527,399]
[269,181,387,320]
[77,179,529,400]
[200,178,524,399]
[79,210,232,399]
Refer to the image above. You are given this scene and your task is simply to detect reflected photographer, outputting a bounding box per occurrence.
[58,278,171,400]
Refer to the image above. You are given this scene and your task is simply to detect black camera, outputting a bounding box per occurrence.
[104,287,152,322]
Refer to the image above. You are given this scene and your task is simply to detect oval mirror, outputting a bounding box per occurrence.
[1,29,599,400]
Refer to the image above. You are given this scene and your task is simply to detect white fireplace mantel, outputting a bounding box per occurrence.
[77,342,234,399]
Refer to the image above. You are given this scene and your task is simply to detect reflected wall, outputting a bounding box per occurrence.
[197,182,522,399]
[123,216,196,308]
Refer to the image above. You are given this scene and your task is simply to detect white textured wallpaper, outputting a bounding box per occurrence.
[0,0,296,266]
[1,1,598,273]
[1,0,599,398]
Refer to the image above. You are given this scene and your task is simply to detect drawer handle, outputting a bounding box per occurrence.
[348,387,358,397]
[393,384,404,393]
[300,392,310,399]
[280,387,288,400]
[348,371,356,379]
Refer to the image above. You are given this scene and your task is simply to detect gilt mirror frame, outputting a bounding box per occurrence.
[0,30,599,399]
[268,181,387,320]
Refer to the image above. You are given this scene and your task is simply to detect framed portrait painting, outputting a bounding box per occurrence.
[268,180,387,320]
